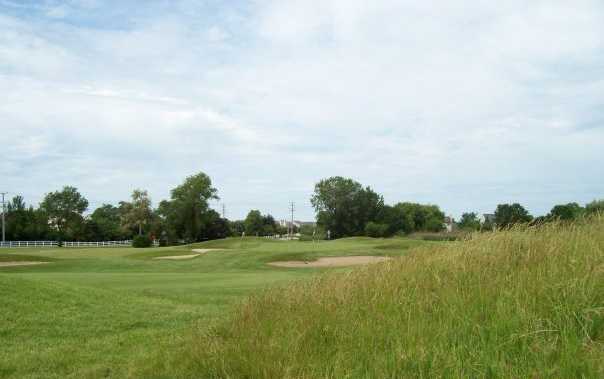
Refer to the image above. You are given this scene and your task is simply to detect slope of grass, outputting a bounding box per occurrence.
[146,217,604,378]
[0,237,428,378]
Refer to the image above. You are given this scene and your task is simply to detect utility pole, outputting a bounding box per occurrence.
[221,204,226,219]
[1,192,7,243]
[289,201,295,240]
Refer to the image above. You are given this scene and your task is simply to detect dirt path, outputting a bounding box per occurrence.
[268,255,390,268]
[0,261,49,267]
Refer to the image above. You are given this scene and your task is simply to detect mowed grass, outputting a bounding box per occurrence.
[142,217,604,378]
[0,237,424,378]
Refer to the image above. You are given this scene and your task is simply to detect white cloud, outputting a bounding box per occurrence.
[0,0,603,219]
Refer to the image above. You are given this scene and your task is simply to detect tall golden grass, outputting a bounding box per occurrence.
[144,216,604,378]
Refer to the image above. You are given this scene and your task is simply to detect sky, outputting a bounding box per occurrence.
[1,0,603,221]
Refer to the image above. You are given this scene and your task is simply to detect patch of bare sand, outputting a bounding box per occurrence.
[0,261,49,267]
[154,254,200,260]
[191,249,223,254]
[268,255,390,268]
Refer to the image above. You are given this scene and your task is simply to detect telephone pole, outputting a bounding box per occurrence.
[1,192,7,243]
[289,201,295,240]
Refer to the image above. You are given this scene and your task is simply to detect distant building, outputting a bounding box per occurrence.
[279,220,315,229]
[443,216,456,233]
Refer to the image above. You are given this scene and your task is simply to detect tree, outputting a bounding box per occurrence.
[381,204,415,235]
[163,173,218,242]
[39,186,88,240]
[311,177,384,238]
[585,199,604,215]
[494,203,532,227]
[548,202,584,221]
[422,205,446,232]
[229,220,245,236]
[244,210,264,236]
[121,189,153,236]
[384,202,445,234]
[5,196,51,241]
[262,214,279,236]
[458,212,481,231]
[89,204,123,241]
[201,209,231,240]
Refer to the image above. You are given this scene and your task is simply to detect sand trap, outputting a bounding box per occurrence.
[191,249,223,254]
[153,249,223,260]
[0,261,49,267]
[154,254,200,260]
[268,255,390,268]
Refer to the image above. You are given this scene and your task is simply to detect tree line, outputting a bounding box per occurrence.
[2,172,291,244]
[311,176,447,238]
[457,200,604,231]
[3,172,603,242]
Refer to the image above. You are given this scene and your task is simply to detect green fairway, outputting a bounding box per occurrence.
[0,237,426,378]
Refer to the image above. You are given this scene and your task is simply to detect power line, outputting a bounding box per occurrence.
[1,192,7,243]
[289,201,295,240]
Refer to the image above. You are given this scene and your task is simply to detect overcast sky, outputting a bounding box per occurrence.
[1,0,603,221]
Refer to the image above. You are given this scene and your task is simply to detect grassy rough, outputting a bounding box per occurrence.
[0,237,425,378]
[149,217,604,378]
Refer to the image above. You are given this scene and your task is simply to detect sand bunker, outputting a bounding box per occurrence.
[154,249,223,261]
[268,255,390,268]
[191,249,223,254]
[154,254,200,260]
[0,261,49,267]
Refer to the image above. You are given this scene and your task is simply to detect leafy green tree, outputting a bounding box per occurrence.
[423,205,446,232]
[458,212,481,231]
[121,189,153,236]
[155,200,180,243]
[5,196,51,240]
[229,220,245,236]
[262,214,279,236]
[162,173,219,242]
[244,210,264,236]
[386,202,444,233]
[5,196,30,240]
[89,204,124,240]
[311,177,384,238]
[381,204,415,235]
[494,203,532,227]
[201,209,231,240]
[39,186,88,240]
[585,199,604,215]
[548,202,584,221]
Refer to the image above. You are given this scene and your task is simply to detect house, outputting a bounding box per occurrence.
[279,220,315,229]
[443,216,455,233]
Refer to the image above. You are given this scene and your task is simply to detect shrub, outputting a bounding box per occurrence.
[132,235,152,248]
[364,222,389,237]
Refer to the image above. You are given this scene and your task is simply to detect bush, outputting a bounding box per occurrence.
[132,235,152,248]
[364,222,389,238]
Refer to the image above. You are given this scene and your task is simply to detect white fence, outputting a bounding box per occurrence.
[62,240,133,248]
[0,240,134,248]
[0,241,58,248]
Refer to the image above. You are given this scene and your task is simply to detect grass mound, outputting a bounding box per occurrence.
[148,217,604,378]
